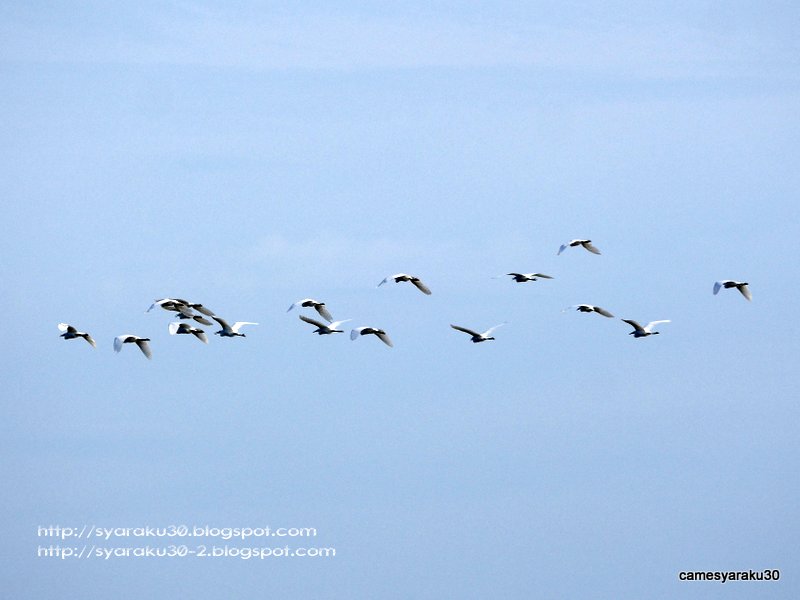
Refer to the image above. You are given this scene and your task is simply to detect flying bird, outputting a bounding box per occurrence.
[146,298,215,317]
[499,273,554,283]
[212,316,258,338]
[58,323,96,347]
[114,335,152,359]
[350,326,393,347]
[558,239,601,255]
[450,323,505,343]
[287,299,334,323]
[621,319,670,338]
[168,322,208,344]
[298,315,350,335]
[713,280,752,301]
[377,273,432,295]
[563,304,614,318]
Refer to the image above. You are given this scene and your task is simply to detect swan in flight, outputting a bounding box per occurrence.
[58,323,96,347]
[287,299,334,323]
[114,335,152,359]
[168,322,208,344]
[212,317,258,338]
[563,304,614,318]
[558,239,601,255]
[298,315,351,335]
[350,326,393,347]
[500,273,554,283]
[713,280,752,301]
[378,273,432,295]
[622,319,670,338]
[450,323,505,343]
[146,298,215,316]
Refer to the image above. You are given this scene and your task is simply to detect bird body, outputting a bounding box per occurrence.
[350,326,393,347]
[558,239,601,255]
[713,280,751,301]
[622,319,670,338]
[114,335,152,358]
[58,323,96,347]
[378,273,432,295]
[287,299,334,323]
[450,323,505,343]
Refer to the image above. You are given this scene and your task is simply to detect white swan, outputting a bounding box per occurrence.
[622,319,670,338]
[500,273,554,283]
[378,273,432,295]
[350,326,393,347]
[168,322,208,344]
[450,323,505,343]
[563,304,614,318]
[299,315,350,335]
[58,323,96,347]
[212,316,258,338]
[558,239,601,255]
[713,280,751,301]
[287,299,334,323]
[114,335,152,359]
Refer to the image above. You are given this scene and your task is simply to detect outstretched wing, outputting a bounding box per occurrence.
[582,241,601,254]
[622,319,645,333]
[83,334,97,347]
[532,273,554,279]
[450,324,481,337]
[738,284,752,301]
[482,323,506,337]
[644,320,670,333]
[315,305,334,323]
[212,316,232,332]
[299,314,327,329]
[411,278,432,295]
[193,330,209,344]
[113,336,125,352]
[557,243,568,255]
[713,281,724,295]
[593,306,614,318]
[57,323,72,333]
[376,331,393,347]
[231,322,258,333]
[350,327,366,340]
[135,339,152,359]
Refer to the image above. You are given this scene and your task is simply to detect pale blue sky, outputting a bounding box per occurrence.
[2,2,799,598]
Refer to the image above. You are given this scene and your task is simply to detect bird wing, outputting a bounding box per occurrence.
[168,322,181,336]
[350,327,366,340]
[594,306,614,318]
[315,305,334,322]
[113,336,125,352]
[482,323,506,336]
[411,278,432,295]
[450,324,481,337]
[231,322,258,333]
[377,277,390,287]
[57,323,71,332]
[192,304,215,317]
[192,315,213,326]
[376,331,393,347]
[193,330,209,344]
[299,314,327,329]
[83,334,97,347]
[644,320,670,332]
[135,339,152,359]
[738,284,752,301]
[622,319,645,333]
[713,281,724,295]
[329,319,351,329]
[212,316,232,332]
[532,273,554,279]
[557,244,568,255]
[582,241,601,254]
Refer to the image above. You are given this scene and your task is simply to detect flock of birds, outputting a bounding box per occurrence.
[58,239,752,359]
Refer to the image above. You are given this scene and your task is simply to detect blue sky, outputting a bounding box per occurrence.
[2,2,799,598]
